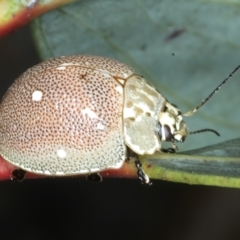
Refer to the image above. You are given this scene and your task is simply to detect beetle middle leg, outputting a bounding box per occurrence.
[86,173,102,183]
[11,168,26,182]
[126,147,152,185]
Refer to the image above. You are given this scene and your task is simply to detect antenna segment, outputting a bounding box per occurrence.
[183,65,240,117]
[189,128,220,136]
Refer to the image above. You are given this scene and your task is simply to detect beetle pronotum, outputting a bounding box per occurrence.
[0,55,239,184]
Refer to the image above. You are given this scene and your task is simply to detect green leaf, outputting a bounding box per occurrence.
[141,138,240,188]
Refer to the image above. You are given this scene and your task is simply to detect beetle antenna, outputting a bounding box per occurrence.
[189,128,220,136]
[183,65,240,116]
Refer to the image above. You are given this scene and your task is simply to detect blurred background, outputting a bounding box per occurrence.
[1,1,240,239]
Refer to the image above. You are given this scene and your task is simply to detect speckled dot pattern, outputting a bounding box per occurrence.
[0,55,134,175]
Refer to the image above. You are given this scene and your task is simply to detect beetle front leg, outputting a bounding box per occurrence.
[126,147,152,185]
[160,148,176,153]
[134,158,152,186]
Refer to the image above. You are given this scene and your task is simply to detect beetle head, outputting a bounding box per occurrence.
[157,102,220,150]
[158,102,188,147]
[156,63,240,150]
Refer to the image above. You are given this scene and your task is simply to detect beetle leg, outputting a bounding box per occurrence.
[135,158,152,186]
[126,147,151,185]
[11,169,26,182]
[86,173,102,183]
[160,148,176,153]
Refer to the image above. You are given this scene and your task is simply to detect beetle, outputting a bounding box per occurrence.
[0,55,239,184]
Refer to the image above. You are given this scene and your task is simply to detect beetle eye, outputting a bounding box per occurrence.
[163,125,174,141]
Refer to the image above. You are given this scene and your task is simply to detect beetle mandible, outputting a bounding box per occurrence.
[0,55,239,184]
